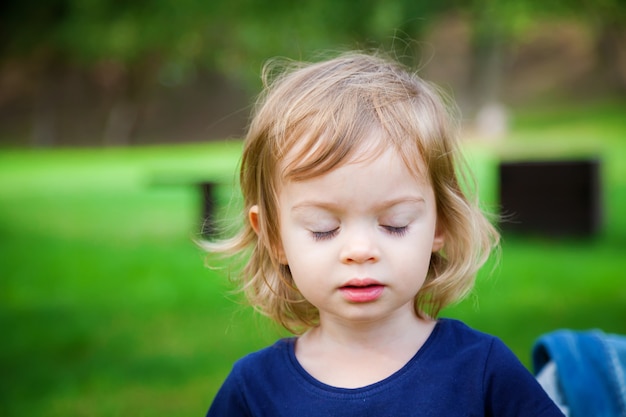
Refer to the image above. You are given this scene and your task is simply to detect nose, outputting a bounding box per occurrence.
[339,228,380,264]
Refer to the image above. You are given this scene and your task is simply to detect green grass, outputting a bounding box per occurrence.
[1,99,625,416]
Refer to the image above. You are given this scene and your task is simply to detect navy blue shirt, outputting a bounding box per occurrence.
[207,319,564,416]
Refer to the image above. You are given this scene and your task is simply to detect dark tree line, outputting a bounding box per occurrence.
[0,0,623,146]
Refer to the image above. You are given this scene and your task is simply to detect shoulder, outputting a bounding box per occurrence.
[422,319,507,382]
[435,318,531,375]
[432,318,500,353]
[213,337,296,398]
[435,318,533,363]
[207,338,296,417]
[434,320,565,417]
[231,338,294,377]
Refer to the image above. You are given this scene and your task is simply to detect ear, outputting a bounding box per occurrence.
[432,223,445,253]
[248,205,288,264]
[248,205,261,234]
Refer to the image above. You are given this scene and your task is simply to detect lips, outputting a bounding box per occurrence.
[339,279,385,303]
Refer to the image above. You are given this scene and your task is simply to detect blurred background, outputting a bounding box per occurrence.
[1,0,624,146]
[0,1,625,416]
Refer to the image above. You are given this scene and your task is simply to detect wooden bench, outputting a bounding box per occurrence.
[498,159,602,237]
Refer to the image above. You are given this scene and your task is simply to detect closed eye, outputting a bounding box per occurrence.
[311,228,339,241]
[382,225,409,237]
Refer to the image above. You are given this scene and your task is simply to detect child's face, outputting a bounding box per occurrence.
[270,139,444,325]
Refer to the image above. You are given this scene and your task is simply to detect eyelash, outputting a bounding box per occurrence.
[311,225,409,241]
[383,225,409,237]
[311,229,339,241]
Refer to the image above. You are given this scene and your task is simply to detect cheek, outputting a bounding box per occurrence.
[285,254,324,299]
[280,237,330,288]
[398,235,437,275]
[283,241,323,272]
[279,226,314,269]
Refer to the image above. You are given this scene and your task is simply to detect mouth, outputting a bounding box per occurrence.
[339,279,385,303]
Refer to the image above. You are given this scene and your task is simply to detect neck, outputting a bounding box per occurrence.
[314,310,432,349]
[294,309,437,388]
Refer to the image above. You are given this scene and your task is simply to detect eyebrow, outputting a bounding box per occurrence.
[291,196,426,212]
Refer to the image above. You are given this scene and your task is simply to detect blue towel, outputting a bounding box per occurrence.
[533,329,626,417]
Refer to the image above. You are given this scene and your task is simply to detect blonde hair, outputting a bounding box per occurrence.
[203,51,499,334]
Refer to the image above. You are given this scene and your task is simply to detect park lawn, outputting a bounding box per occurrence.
[1,99,625,416]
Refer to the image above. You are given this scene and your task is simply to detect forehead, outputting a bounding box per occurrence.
[278,146,434,217]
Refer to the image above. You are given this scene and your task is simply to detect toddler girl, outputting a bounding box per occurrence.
[204,52,564,417]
